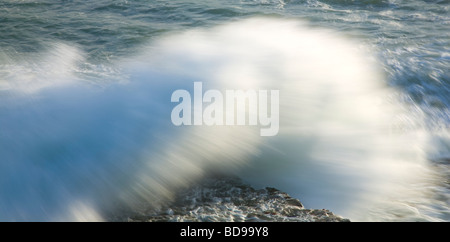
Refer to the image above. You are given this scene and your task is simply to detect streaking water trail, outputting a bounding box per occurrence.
[0,18,445,221]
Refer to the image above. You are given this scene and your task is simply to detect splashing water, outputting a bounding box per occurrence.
[0,18,447,221]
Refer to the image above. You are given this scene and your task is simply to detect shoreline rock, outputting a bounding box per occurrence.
[112,176,349,222]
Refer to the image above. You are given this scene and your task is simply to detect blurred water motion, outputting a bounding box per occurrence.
[0,15,448,221]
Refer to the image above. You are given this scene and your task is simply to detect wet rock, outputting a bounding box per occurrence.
[114,176,350,222]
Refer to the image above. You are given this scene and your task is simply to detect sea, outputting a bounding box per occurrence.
[0,0,448,221]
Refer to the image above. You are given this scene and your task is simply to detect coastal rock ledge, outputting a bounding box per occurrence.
[119,177,350,222]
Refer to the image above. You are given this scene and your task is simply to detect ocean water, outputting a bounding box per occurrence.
[0,0,448,221]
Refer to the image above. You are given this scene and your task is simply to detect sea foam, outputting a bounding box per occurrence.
[0,18,428,221]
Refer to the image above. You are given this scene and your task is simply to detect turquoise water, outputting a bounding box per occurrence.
[0,0,449,221]
[1,1,448,119]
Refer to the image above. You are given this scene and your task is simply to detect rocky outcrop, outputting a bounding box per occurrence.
[116,176,349,222]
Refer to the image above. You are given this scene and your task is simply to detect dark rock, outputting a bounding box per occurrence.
[111,176,350,222]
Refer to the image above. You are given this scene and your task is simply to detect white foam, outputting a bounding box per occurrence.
[0,18,434,221]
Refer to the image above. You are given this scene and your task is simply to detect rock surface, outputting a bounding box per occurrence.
[114,176,350,222]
